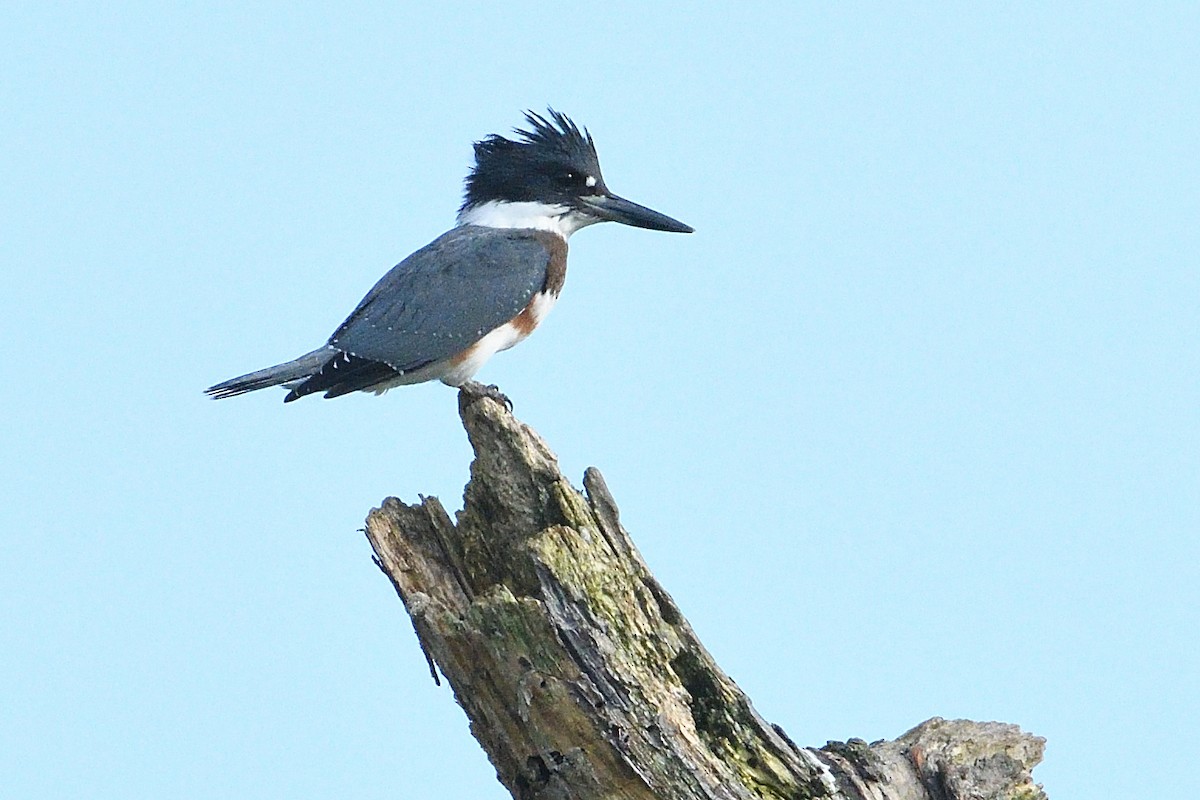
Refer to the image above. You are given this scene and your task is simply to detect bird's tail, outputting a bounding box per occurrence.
[205,348,332,399]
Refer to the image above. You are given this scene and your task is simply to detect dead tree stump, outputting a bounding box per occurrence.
[364,384,1047,800]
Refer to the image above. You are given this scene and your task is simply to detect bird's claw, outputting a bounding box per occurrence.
[459,381,513,412]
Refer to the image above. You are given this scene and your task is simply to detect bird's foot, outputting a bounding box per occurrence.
[459,380,513,413]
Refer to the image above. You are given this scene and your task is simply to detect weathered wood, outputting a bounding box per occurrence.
[364,383,1048,800]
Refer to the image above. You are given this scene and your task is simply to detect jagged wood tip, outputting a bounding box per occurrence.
[362,384,1047,800]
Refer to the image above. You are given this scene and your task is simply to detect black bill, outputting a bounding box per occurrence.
[580,193,693,233]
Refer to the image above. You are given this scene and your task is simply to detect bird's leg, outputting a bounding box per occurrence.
[458,380,514,413]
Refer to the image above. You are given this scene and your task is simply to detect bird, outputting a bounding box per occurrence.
[205,109,692,403]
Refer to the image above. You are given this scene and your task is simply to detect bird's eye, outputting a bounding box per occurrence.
[558,171,598,192]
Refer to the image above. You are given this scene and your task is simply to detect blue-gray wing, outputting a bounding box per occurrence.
[329,226,553,371]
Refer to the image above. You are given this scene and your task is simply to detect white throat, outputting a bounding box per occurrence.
[457,200,598,239]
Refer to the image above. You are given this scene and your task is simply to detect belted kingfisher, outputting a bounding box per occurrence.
[205,109,692,403]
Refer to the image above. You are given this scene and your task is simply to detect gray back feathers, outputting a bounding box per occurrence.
[329,225,555,371]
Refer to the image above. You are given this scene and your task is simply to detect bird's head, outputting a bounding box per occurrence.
[458,109,693,237]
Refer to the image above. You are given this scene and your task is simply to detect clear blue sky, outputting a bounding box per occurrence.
[3,4,1196,798]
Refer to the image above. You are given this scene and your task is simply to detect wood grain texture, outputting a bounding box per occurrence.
[364,383,1048,800]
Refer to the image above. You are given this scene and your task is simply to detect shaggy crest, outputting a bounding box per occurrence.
[461,109,606,212]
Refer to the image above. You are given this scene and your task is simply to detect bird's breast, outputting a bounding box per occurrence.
[441,288,560,384]
[509,288,558,337]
